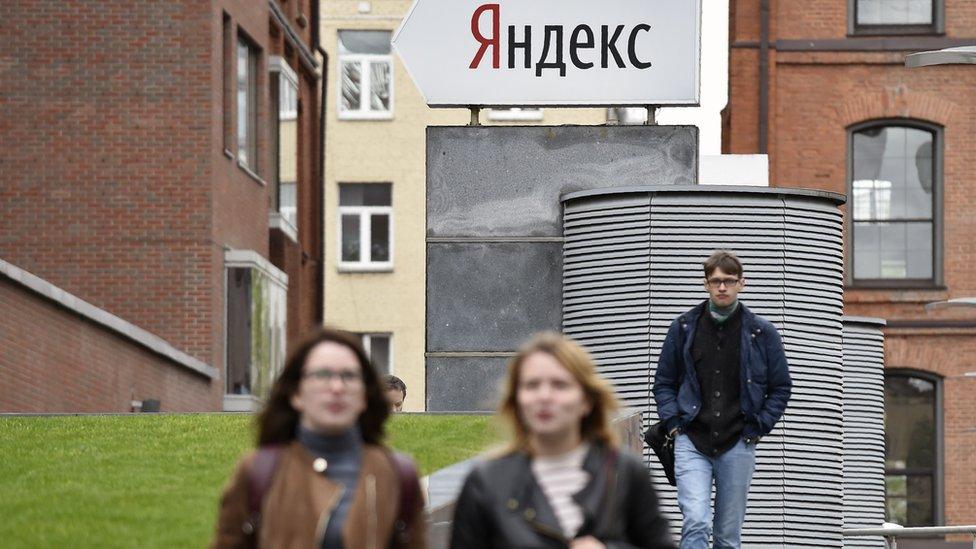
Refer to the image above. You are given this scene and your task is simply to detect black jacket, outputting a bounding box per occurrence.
[652,301,792,441]
[450,443,676,549]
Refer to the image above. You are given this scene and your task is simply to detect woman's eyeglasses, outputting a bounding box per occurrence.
[303,369,362,385]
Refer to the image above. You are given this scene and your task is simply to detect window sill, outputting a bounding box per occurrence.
[848,26,942,37]
[338,111,394,121]
[845,286,948,303]
[338,263,394,273]
[237,161,267,186]
[269,212,298,244]
[223,148,235,160]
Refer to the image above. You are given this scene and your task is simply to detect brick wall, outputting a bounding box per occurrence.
[728,0,976,528]
[0,0,322,410]
[0,278,213,412]
[0,1,218,365]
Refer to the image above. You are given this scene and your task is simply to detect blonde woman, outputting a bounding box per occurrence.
[451,332,676,549]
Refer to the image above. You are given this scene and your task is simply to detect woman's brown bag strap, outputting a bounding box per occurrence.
[390,451,420,547]
[246,444,284,538]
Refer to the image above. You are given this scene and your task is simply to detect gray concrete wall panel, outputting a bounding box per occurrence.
[426,242,562,352]
[426,126,698,238]
[425,357,509,412]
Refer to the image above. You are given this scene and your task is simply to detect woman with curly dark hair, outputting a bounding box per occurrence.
[212,327,426,549]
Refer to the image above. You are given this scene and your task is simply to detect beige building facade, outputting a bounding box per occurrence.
[321,1,605,410]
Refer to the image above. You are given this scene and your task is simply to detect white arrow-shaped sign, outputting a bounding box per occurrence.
[392,0,701,108]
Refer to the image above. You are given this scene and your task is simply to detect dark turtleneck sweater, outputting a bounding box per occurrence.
[297,424,363,549]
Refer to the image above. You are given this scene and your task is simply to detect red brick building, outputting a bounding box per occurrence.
[726,0,976,535]
[0,0,324,412]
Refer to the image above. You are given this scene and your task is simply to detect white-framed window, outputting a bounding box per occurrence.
[237,35,259,170]
[270,57,299,236]
[338,30,393,120]
[338,183,393,270]
[488,107,544,122]
[360,333,392,375]
[278,75,298,122]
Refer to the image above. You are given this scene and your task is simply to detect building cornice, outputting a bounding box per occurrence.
[269,0,320,76]
[732,37,976,53]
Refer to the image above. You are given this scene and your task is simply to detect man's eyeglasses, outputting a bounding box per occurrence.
[303,369,362,385]
[706,278,740,288]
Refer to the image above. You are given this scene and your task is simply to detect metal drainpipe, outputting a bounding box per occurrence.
[317,46,328,323]
[759,0,770,154]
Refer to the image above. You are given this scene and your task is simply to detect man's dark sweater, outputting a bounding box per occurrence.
[685,304,745,457]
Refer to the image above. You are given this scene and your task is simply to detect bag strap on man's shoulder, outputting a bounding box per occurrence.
[245,445,420,544]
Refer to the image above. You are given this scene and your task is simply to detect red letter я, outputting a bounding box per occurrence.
[469,4,500,69]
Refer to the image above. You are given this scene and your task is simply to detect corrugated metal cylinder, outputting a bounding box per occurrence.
[841,316,887,548]
[562,186,847,547]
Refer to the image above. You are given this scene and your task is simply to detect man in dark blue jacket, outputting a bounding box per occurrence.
[652,250,791,549]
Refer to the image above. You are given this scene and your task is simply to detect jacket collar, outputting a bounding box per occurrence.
[508,443,612,542]
[680,299,757,329]
[679,301,760,389]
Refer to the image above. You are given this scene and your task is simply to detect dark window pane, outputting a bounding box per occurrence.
[363,183,391,206]
[340,183,391,206]
[339,183,363,206]
[339,30,392,54]
[885,373,938,527]
[906,475,934,526]
[369,335,391,375]
[226,268,252,394]
[341,214,361,262]
[370,214,390,262]
[885,375,936,470]
[886,474,935,527]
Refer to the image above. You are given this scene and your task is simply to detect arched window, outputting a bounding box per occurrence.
[848,122,941,286]
[884,370,942,526]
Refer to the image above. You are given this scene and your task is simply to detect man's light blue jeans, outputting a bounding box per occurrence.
[674,434,756,549]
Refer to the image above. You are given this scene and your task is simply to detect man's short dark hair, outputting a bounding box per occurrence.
[383,374,406,398]
[703,250,743,278]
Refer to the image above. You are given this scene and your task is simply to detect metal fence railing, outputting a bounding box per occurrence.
[843,526,976,549]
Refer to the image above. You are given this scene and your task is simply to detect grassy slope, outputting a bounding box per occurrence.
[0,414,497,548]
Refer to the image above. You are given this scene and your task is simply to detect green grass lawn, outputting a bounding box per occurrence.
[0,414,499,548]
